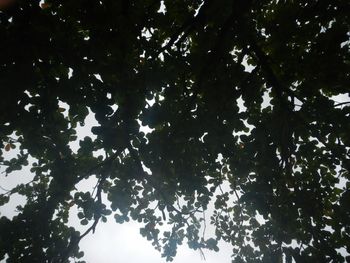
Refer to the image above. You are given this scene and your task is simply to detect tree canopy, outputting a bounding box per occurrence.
[0,0,350,262]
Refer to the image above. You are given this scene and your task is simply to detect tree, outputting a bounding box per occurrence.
[0,0,349,262]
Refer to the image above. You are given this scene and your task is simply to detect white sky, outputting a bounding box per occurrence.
[69,113,234,262]
[78,219,233,263]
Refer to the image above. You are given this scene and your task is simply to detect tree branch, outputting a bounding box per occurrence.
[334,101,350,107]
[153,0,211,58]
[242,26,350,171]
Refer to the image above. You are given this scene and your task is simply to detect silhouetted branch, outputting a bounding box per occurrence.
[334,101,350,107]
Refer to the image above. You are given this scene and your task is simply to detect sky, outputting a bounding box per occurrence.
[72,112,234,263]
[78,216,233,263]
[0,174,234,263]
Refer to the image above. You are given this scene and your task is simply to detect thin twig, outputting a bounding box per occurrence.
[334,101,350,107]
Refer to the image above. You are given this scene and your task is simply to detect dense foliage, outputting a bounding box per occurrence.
[0,0,350,262]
